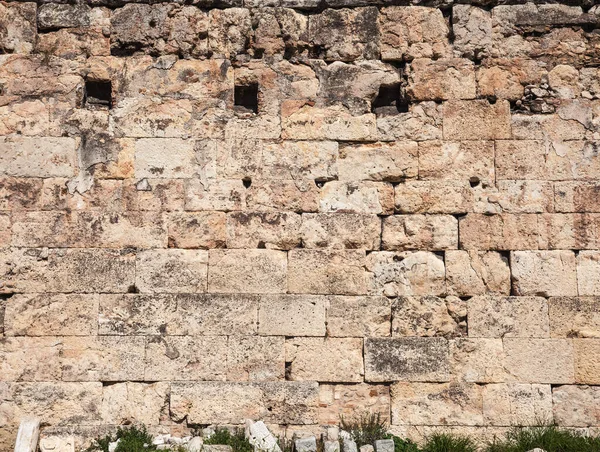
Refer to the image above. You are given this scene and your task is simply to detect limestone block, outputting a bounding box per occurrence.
[548,297,600,338]
[246,420,281,452]
[511,113,585,142]
[122,178,185,212]
[251,8,309,58]
[0,137,77,178]
[390,382,483,426]
[144,336,228,381]
[374,440,394,452]
[99,294,258,336]
[135,249,207,294]
[407,59,476,101]
[555,182,600,213]
[0,99,50,137]
[446,250,510,296]
[309,8,379,61]
[39,435,74,452]
[134,139,213,179]
[258,295,326,337]
[482,384,552,427]
[537,214,600,250]
[545,141,600,181]
[452,5,492,59]
[552,385,600,427]
[443,100,511,140]
[418,140,494,184]
[246,180,319,213]
[318,384,390,425]
[392,296,466,338]
[170,381,318,425]
[0,2,36,53]
[475,180,554,215]
[295,437,317,452]
[511,250,578,297]
[208,249,287,294]
[366,251,446,297]
[4,294,98,336]
[364,337,449,382]
[382,215,458,251]
[208,8,251,58]
[379,7,450,61]
[573,339,600,384]
[227,336,284,381]
[320,181,394,215]
[395,181,474,214]
[504,338,574,384]
[468,296,550,338]
[185,179,246,212]
[0,337,62,381]
[343,440,358,452]
[578,251,600,296]
[0,382,102,426]
[285,337,363,382]
[226,212,302,250]
[101,382,169,425]
[324,441,340,452]
[301,213,381,250]
[166,212,226,249]
[337,141,418,182]
[38,4,91,30]
[459,214,540,250]
[60,336,145,382]
[0,177,43,210]
[449,338,506,383]
[376,102,442,142]
[327,296,391,337]
[0,212,9,247]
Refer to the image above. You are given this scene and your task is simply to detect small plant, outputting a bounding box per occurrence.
[204,427,253,452]
[277,436,294,452]
[84,425,158,452]
[385,434,421,452]
[340,412,389,448]
[486,425,600,452]
[421,433,477,452]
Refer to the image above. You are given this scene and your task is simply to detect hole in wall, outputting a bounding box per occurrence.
[314,178,327,188]
[234,83,259,114]
[285,361,292,380]
[127,284,139,294]
[84,79,112,109]
[469,177,481,188]
[371,83,408,116]
[242,177,252,189]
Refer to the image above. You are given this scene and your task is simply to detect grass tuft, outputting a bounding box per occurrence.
[84,425,157,452]
[486,425,600,452]
[421,433,477,452]
[340,412,389,448]
[204,427,253,452]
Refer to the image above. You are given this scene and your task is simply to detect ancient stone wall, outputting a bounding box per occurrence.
[1,0,600,448]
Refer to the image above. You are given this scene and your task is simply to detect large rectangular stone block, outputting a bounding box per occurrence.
[445,250,510,296]
[548,297,600,338]
[443,100,511,140]
[327,296,391,337]
[0,337,62,381]
[0,137,77,177]
[573,339,600,384]
[285,337,363,382]
[208,249,287,293]
[511,250,578,297]
[365,337,449,382]
[503,338,574,384]
[101,382,168,426]
[0,177,43,210]
[449,338,506,383]
[136,249,208,293]
[577,251,600,296]
[227,336,284,381]
[459,214,540,250]
[99,294,258,336]
[394,181,473,214]
[475,180,554,215]
[170,381,318,425]
[418,140,494,183]
[301,213,381,250]
[288,250,367,295]
[407,59,476,101]
[537,213,600,250]
[226,212,302,250]
[555,181,600,213]
[382,215,457,251]
[319,384,390,425]
[185,179,246,211]
[134,138,214,179]
[167,212,226,249]
[553,385,600,427]
[319,181,394,215]
[482,383,552,426]
[246,180,319,213]
[258,295,326,337]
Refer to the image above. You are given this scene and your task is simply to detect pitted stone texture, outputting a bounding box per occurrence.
[382,215,458,251]
[0,137,77,178]
[258,295,326,337]
[443,100,511,141]
[0,2,36,54]
[407,59,476,101]
[319,181,394,215]
[573,339,600,385]
[301,213,381,250]
[511,251,578,297]
[446,251,510,296]
[452,5,492,59]
[327,296,391,337]
[227,336,285,381]
[318,384,390,425]
[0,337,62,381]
[395,181,474,214]
[553,385,600,427]
[450,338,506,383]
[577,252,600,296]
[364,337,449,382]
[392,296,466,338]
[285,338,363,382]
[101,382,168,425]
[170,381,318,425]
[482,384,552,427]
[459,214,540,251]
[549,297,600,338]
[226,212,302,250]
[337,141,417,182]
[504,338,574,384]
[135,249,208,294]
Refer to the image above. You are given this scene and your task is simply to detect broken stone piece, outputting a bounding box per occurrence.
[295,437,317,452]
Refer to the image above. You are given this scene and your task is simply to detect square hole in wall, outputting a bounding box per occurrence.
[234,83,259,114]
[84,79,112,109]
[371,83,408,116]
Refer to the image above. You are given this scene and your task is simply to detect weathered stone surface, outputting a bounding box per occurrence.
[99,294,258,336]
[101,382,168,425]
[391,382,483,426]
[245,180,318,213]
[170,381,318,425]
[366,251,446,297]
[407,59,476,101]
[301,213,380,250]
[548,297,600,338]
[166,212,226,249]
[285,337,363,382]
[0,2,36,54]
[443,100,511,140]
[209,249,287,293]
[450,338,506,383]
[288,250,367,295]
[38,4,91,30]
[4,294,98,336]
[320,181,394,215]
[0,137,77,178]
[0,337,62,381]
[446,250,510,296]
[365,337,449,382]
[227,336,284,381]
[208,8,251,59]
[338,142,417,182]
[468,296,550,339]
[135,249,208,293]
[327,296,391,337]
[452,5,492,59]
[186,179,246,212]
[459,214,539,250]
[226,212,301,250]
[573,339,600,385]
[503,338,574,384]
[475,180,554,215]
[395,181,474,214]
[553,385,600,427]
[379,7,449,61]
[577,252,600,296]
[555,182,600,213]
[258,295,326,336]
[319,384,390,425]
[511,251,578,297]
[482,384,552,427]
[382,215,457,251]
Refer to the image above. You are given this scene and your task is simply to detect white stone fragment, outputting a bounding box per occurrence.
[374,440,394,452]
[39,435,75,452]
[14,417,40,452]
[245,420,282,452]
[295,437,317,452]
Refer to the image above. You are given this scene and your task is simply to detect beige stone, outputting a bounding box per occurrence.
[552,385,600,427]
[482,384,552,426]
[0,177,43,210]
[511,250,578,297]
[475,180,554,214]
[319,181,394,215]
[134,139,213,179]
[395,181,474,214]
[135,249,208,294]
[392,296,466,338]
[573,339,600,384]
[548,64,581,99]
[288,250,367,295]
[185,178,246,212]
[338,142,418,182]
[246,180,319,213]
[285,337,363,382]
[537,214,600,250]
[503,338,574,384]
[391,382,483,426]
[4,294,98,336]
[365,337,449,382]
[209,249,287,294]
[548,297,600,338]
[366,251,446,297]
[327,296,391,337]
[167,212,226,249]
[0,2,37,54]
[468,296,550,338]
[318,384,390,425]
[170,381,319,425]
[382,215,457,251]
[407,59,476,101]
[449,338,506,383]
[101,382,169,425]
[226,212,302,250]
[459,214,540,250]
[227,336,285,381]
[443,100,511,140]
[301,213,381,250]
[578,251,600,296]
[452,5,492,59]
[208,8,251,58]
[0,337,62,381]
[0,137,77,178]
[555,181,600,213]
[446,250,510,296]
[258,295,326,336]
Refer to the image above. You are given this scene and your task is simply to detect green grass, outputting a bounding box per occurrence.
[486,425,600,452]
[204,427,254,452]
[385,434,421,452]
[421,433,477,452]
[340,412,389,448]
[84,425,158,452]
